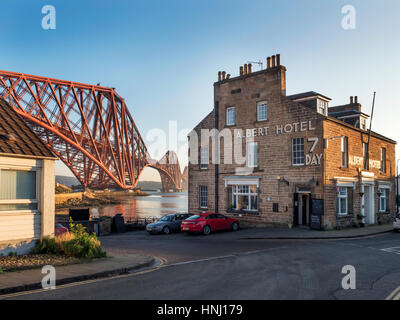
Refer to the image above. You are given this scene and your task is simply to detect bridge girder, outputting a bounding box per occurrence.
[0,70,182,190]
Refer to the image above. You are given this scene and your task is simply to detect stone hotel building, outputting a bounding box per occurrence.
[188,55,396,229]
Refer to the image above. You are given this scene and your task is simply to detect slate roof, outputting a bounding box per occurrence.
[0,98,56,159]
[287,91,332,101]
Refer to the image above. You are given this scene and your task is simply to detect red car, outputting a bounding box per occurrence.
[181,213,240,235]
[55,223,69,236]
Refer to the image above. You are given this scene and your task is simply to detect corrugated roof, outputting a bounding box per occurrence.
[0,98,56,159]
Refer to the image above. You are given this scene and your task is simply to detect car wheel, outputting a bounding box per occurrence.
[162,226,170,235]
[232,222,239,231]
[203,225,211,235]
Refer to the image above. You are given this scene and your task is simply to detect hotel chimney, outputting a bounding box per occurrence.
[276,54,281,66]
[267,57,271,69]
[271,55,276,67]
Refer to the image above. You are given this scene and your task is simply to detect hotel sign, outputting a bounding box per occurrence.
[348,156,380,169]
[237,120,322,166]
[237,120,316,138]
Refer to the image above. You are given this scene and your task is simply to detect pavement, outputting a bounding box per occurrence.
[0,253,155,295]
[237,224,394,239]
[4,230,400,300]
[0,223,396,298]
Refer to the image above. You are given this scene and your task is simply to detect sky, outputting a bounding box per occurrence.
[1,0,399,182]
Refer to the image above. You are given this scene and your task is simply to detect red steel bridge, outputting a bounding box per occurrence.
[0,70,183,191]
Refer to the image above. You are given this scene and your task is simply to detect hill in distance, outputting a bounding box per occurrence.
[55,175,162,191]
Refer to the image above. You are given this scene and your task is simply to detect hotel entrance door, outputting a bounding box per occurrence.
[293,193,311,226]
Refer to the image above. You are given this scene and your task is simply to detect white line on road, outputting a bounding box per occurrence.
[0,246,288,299]
[386,286,400,300]
[380,247,400,255]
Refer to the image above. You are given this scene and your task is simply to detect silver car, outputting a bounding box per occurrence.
[146,213,192,235]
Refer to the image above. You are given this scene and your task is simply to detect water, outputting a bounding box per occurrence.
[57,191,188,222]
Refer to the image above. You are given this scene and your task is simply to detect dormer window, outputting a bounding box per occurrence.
[317,99,328,115]
[360,117,367,130]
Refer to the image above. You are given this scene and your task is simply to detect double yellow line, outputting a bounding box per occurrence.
[386,286,400,300]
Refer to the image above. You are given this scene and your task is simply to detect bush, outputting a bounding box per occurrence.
[31,219,106,259]
[31,236,60,255]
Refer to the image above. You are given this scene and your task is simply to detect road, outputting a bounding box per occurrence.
[4,230,400,300]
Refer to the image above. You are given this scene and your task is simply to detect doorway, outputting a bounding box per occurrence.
[293,192,310,226]
[363,185,375,224]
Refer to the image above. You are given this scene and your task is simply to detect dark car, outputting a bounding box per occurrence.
[181,213,240,235]
[146,213,192,235]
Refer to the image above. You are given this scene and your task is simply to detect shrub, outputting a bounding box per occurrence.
[31,219,106,259]
[31,236,60,255]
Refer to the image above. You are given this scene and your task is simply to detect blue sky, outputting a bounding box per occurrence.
[1,0,399,181]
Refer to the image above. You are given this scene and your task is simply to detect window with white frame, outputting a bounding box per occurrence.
[257,101,268,121]
[360,118,367,130]
[0,169,38,211]
[337,186,353,216]
[200,146,209,169]
[378,187,388,212]
[247,142,258,168]
[231,185,258,211]
[199,186,208,208]
[363,142,369,170]
[380,148,386,173]
[226,107,235,126]
[341,137,348,168]
[292,138,304,165]
[317,100,328,115]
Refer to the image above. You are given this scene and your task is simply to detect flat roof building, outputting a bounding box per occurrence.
[188,55,396,229]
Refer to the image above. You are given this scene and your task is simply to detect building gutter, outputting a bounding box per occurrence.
[0,152,58,160]
[324,116,397,144]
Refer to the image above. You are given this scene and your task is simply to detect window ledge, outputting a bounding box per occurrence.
[0,210,40,216]
[227,209,259,215]
[336,214,354,219]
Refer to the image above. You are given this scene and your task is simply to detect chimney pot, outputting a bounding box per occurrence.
[354,96,358,104]
[350,96,353,104]
[248,63,252,73]
[267,57,271,69]
[218,71,222,81]
[222,71,226,80]
[276,54,281,66]
[244,64,248,74]
[271,55,276,67]
[240,66,244,76]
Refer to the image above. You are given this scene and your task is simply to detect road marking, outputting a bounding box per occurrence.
[380,247,400,255]
[0,247,288,299]
[0,256,166,300]
[162,246,289,268]
[385,286,400,300]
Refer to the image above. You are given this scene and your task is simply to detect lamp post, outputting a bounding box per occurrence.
[397,159,400,213]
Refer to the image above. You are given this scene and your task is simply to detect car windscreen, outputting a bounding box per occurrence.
[186,215,200,220]
[160,215,174,222]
